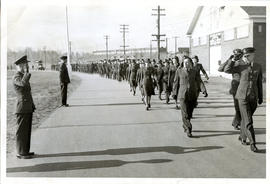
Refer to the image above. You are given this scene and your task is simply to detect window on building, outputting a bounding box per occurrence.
[193,37,199,46]
[236,24,249,38]
[200,36,207,45]
[224,28,235,41]
[258,25,262,33]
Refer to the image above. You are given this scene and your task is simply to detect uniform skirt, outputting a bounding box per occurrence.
[143,77,155,96]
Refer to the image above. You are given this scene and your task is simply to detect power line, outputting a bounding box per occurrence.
[152,5,166,60]
[120,24,129,60]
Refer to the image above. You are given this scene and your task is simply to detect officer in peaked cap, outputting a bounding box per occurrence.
[13,55,36,159]
[59,55,71,107]
[219,49,243,130]
[224,47,263,152]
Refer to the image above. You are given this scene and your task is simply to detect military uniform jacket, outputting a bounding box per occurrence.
[224,60,263,101]
[162,65,170,83]
[13,72,36,114]
[156,66,164,83]
[136,67,145,86]
[193,63,208,79]
[60,63,70,84]
[173,68,200,100]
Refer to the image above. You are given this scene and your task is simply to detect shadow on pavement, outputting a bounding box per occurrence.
[194,114,266,118]
[197,104,266,108]
[7,159,172,173]
[191,128,265,138]
[69,102,143,107]
[39,121,179,129]
[26,145,223,159]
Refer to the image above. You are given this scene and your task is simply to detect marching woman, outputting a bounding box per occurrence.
[192,55,209,107]
[143,60,155,110]
[129,60,138,96]
[163,59,170,104]
[173,57,208,137]
[168,56,180,109]
[136,60,146,103]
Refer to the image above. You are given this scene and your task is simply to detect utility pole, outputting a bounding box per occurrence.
[104,35,109,61]
[150,40,152,59]
[173,36,179,56]
[120,24,129,60]
[69,41,71,63]
[152,5,166,61]
[166,38,168,51]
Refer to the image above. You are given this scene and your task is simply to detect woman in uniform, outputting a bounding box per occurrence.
[129,60,138,96]
[168,56,180,109]
[143,60,155,110]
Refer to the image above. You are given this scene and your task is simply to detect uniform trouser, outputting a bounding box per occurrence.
[232,95,241,127]
[157,81,163,97]
[179,98,196,133]
[238,98,257,144]
[163,82,170,101]
[61,83,68,105]
[16,113,33,155]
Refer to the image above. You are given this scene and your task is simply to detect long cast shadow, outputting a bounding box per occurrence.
[197,104,266,108]
[69,102,143,107]
[194,114,266,118]
[7,159,172,173]
[39,121,179,129]
[192,128,266,138]
[33,145,223,159]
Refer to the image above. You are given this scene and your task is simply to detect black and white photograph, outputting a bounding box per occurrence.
[1,0,269,183]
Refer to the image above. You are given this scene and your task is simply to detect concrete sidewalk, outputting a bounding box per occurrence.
[6,72,266,178]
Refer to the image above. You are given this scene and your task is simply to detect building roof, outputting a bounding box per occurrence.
[241,6,266,16]
[186,6,266,36]
[186,6,203,36]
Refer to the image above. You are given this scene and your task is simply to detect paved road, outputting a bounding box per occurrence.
[7,72,266,178]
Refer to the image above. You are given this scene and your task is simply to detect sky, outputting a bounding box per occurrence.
[7,0,197,53]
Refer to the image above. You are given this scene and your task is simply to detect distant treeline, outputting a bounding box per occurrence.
[7,48,103,69]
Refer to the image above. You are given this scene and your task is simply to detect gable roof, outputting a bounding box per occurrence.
[186,6,203,36]
[186,6,266,36]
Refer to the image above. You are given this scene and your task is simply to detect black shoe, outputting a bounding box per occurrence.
[146,107,149,111]
[250,144,258,152]
[187,132,192,138]
[148,104,151,108]
[16,154,33,159]
[238,136,248,145]
[61,104,69,107]
[28,152,35,156]
[233,124,240,130]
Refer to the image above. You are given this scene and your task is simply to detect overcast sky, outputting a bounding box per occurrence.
[7,0,197,53]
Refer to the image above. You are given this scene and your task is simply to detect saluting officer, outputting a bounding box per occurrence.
[224,47,263,152]
[59,56,71,107]
[218,49,242,130]
[13,55,36,159]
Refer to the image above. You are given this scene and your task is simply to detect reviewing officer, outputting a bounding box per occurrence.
[59,56,71,107]
[224,47,263,152]
[13,55,36,159]
[218,49,242,130]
